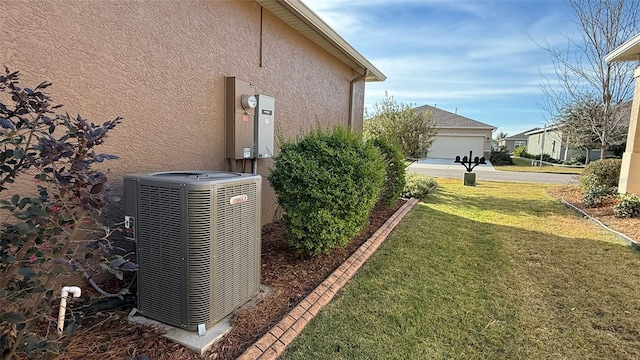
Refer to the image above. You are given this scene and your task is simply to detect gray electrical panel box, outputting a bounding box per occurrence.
[255,95,275,158]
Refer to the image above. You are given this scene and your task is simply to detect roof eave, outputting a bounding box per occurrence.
[605,32,640,63]
[437,126,497,130]
[255,0,386,82]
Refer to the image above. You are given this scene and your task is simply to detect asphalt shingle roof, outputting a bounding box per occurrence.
[415,104,495,129]
[504,130,536,140]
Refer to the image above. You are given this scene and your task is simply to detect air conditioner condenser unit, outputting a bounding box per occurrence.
[124,171,261,332]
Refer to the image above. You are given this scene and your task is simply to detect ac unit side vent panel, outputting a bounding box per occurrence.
[137,184,184,326]
[213,182,260,322]
[187,189,213,325]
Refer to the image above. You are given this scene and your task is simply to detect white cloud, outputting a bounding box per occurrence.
[303,0,578,129]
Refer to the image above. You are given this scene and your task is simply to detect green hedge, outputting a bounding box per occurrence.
[579,159,622,191]
[269,126,385,256]
[369,138,406,206]
[490,150,513,165]
[402,172,437,199]
[513,145,528,157]
[614,193,640,218]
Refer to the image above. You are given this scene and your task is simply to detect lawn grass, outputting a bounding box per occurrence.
[494,157,584,174]
[282,178,640,359]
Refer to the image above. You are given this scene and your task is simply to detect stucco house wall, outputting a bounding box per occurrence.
[1,0,379,224]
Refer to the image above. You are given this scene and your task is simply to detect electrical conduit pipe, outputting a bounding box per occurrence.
[57,286,81,335]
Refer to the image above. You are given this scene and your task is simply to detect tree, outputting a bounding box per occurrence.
[364,93,438,159]
[494,131,509,151]
[556,96,630,160]
[540,0,640,159]
[495,131,508,141]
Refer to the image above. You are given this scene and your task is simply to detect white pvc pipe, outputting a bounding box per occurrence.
[57,286,81,335]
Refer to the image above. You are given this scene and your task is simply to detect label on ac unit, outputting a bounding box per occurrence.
[230,194,248,205]
[243,147,251,158]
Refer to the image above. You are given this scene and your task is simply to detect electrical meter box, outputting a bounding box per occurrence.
[255,95,275,158]
[225,77,255,159]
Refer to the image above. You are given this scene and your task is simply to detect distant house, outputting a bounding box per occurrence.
[525,126,605,162]
[525,101,631,162]
[497,130,534,153]
[415,105,496,159]
[525,126,568,161]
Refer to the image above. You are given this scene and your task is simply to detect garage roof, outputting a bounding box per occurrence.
[504,130,536,140]
[415,104,496,130]
[256,0,385,82]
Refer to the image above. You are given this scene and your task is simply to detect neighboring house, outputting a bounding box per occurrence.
[525,126,604,162]
[415,105,496,159]
[497,130,533,153]
[525,126,568,161]
[526,101,631,162]
[1,0,385,224]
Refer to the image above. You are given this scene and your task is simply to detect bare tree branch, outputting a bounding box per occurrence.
[539,0,639,159]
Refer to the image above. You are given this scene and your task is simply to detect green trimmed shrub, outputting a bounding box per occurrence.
[369,138,406,206]
[520,151,558,163]
[582,184,616,208]
[269,126,385,256]
[402,172,437,199]
[614,193,640,218]
[490,150,513,165]
[513,145,528,157]
[579,159,622,191]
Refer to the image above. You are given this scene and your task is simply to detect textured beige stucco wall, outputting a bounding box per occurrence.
[1,0,366,224]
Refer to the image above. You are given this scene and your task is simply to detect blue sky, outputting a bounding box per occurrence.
[303,0,580,137]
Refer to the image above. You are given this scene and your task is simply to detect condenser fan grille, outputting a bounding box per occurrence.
[213,182,260,322]
[137,184,184,326]
[186,189,213,325]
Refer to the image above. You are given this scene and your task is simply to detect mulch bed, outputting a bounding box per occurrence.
[546,184,640,242]
[49,200,405,360]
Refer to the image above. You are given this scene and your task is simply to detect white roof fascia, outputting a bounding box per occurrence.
[605,32,640,62]
[255,0,386,81]
[436,125,497,130]
[525,125,560,136]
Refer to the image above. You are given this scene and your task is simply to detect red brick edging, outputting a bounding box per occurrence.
[237,198,419,360]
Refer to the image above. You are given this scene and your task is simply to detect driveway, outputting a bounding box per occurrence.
[408,158,580,185]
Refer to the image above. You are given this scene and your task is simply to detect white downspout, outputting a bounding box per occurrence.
[348,68,369,131]
[57,286,82,335]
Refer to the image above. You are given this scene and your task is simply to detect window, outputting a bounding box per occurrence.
[514,140,526,147]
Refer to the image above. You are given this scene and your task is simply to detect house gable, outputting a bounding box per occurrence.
[504,130,535,141]
[415,104,496,130]
[414,104,495,158]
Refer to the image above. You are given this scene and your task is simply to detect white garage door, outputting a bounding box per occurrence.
[428,136,484,159]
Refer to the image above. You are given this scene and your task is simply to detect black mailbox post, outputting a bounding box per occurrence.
[454,150,486,186]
